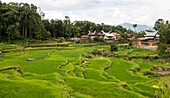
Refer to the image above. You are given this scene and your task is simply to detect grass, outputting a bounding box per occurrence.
[88,57,110,70]
[0,44,23,53]
[0,43,169,98]
[116,48,134,56]
[29,42,72,47]
[106,58,149,84]
[74,66,84,78]
[0,72,68,98]
[85,68,108,81]
[134,59,168,74]
[65,77,145,98]
[61,63,74,70]
[128,48,157,57]
[133,83,155,97]
[1,50,65,74]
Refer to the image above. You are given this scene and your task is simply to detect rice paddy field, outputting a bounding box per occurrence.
[0,42,170,98]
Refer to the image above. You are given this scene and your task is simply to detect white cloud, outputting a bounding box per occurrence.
[3,0,170,26]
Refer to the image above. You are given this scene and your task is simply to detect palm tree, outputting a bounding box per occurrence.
[132,24,137,32]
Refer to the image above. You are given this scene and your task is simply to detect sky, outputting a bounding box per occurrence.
[3,0,170,26]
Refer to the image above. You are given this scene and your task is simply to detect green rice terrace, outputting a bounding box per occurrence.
[0,42,170,98]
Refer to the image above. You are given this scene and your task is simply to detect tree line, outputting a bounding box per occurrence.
[154,19,170,56]
[154,19,170,44]
[0,2,134,42]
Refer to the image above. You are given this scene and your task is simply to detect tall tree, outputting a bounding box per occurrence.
[158,20,170,44]
[63,16,71,38]
[0,2,130,41]
[132,24,137,32]
[154,19,164,31]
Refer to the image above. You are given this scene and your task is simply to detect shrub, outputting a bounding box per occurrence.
[143,71,155,76]
[158,44,168,55]
[129,41,133,46]
[110,44,118,52]
[57,37,65,43]
[157,44,170,58]
[93,37,104,42]
[129,66,140,73]
[81,53,93,58]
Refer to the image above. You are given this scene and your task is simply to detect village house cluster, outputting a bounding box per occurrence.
[70,30,159,50]
[80,30,120,42]
[128,31,159,50]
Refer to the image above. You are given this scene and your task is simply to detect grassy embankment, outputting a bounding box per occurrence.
[0,42,168,98]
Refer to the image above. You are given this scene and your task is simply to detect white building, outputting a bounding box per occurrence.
[101,30,115,42]
[144,31,159,39]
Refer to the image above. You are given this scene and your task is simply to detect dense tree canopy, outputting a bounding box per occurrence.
[154,19,170,44]
[0,2,134,42]
[0,2,47,41]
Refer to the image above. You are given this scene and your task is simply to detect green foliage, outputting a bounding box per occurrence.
[74,66,84,78]
[93,37,104,42]
[115,47,134,56]
[159,21,170,44]
[0,43,169,97]
[152,79,170,98]
[135,31,146,38]
[110,43,118,52]
[133,83,155,97]
[125,48,156,58]
[157,44,170,57]
[129,41,133,46]
[85,68,108,81]
[106,58,149,84]
[0,72,69,98]
[154,19,170,44]
[0,44,23,53]
[0,79,65,98]
[65,77,144,98]
[158,44,167,55]
[143,71,156,76]
[0,2,132,42]
[0,2,48,41]
[154,19,164,31]
[81,53,93,58]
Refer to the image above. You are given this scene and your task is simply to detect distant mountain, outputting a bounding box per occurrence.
[120,23,153,32]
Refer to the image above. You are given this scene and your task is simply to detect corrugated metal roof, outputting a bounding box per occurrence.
[144,31,158,37]
[103,32,114,37]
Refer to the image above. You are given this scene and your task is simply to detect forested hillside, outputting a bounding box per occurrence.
[0,2,134,42]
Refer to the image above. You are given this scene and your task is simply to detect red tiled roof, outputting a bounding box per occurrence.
[137,38,148,41]
[97,32,104,36]
[127,34,131,36]
[81,35,89,38]
[88,32,96,36]
[111,32,120,36]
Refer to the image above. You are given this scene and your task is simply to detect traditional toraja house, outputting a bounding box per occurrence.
[80,30,119,42]
[136,31,159,50]
[88,31,105,39]
[97,32,105,38]
[111,32,120,40]
[80,35,89,42]
[80,31,98,42]
[70,38,80,42]
[101,30,115,42]
[127,36,136,41]
[81,35,89,39]
[88,31,97,40]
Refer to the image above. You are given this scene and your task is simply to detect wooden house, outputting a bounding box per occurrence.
[136,31,159,50]
[111,32,120,40]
